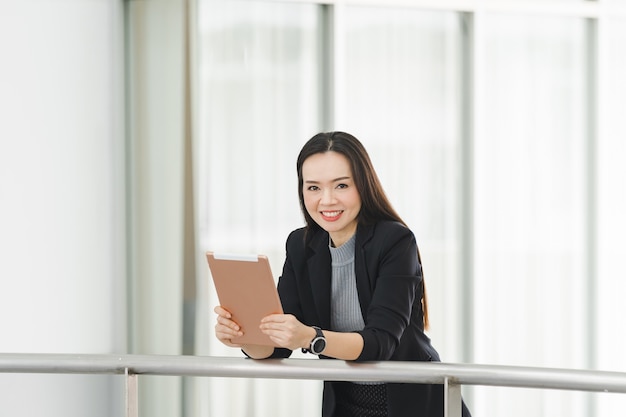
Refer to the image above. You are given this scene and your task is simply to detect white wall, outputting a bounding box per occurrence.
[0,0,125,415]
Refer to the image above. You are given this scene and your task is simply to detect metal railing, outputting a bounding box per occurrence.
[2,353,626,417]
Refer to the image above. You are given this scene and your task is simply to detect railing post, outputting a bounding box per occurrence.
[444,376,462,417]
[125,368,138,417]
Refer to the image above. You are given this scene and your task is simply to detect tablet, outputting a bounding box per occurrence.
[206,251,283,346]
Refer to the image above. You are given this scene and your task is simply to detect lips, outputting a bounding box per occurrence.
[320,210,343,221]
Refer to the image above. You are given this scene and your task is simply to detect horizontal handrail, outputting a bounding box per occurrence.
[1,353,625,394]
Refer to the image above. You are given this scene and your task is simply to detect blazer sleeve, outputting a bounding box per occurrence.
[355,223,422,361]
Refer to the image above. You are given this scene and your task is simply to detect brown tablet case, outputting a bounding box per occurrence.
[206,252,284,346]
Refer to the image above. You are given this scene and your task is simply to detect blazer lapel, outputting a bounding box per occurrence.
[355,223,375,315]
[307,230,332,328]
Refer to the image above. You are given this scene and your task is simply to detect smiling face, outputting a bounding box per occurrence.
[301,151,362,247]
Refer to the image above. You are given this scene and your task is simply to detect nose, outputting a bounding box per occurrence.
[320,188,336,205]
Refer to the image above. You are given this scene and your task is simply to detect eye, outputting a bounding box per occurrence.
[306,185,320,191]
[336,183,348,189]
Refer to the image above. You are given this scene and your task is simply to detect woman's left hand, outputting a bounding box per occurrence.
[259,314,314,351]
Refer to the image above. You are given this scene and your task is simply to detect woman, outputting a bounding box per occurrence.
[215,131,471,417]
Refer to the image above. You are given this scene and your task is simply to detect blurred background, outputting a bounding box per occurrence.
[1,0,625,416]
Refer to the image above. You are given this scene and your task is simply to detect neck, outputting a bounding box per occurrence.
[329,229,356,248]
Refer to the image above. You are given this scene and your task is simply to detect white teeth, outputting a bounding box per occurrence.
[322,211,341,217]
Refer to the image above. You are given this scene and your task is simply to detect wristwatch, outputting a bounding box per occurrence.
[302,326,326,355]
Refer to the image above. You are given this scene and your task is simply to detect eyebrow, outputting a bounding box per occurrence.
[304,176,351,184]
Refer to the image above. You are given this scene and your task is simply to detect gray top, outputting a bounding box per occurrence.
[329,234,364,333]
[329,233,382,385]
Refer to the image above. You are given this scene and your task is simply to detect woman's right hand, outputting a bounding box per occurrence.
[214,305,244,347]
[213,306,275,359]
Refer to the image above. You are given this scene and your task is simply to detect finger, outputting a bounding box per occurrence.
[260,326,289,344]
[217,315,240,330]
[215,324,243,342]
[261,313,287,324]
[215,317,242,336]
[214,306,232,318]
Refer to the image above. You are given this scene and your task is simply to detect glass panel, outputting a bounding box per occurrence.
[595,17,626,416]
[473,13,588,417]
[197,0,321,265]
[195,2,323,417]
[342,6,464,361]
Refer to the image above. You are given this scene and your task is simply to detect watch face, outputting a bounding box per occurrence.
[313,338,326,354]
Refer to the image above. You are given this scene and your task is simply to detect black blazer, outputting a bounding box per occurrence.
[270,220,470,417]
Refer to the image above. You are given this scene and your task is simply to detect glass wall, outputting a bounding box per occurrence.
[195,2,323,416]
[472,13,589,417]
[194,1,626,417]
[341,6,464,362]
[596,16,626,416]
[196,0,321,261]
